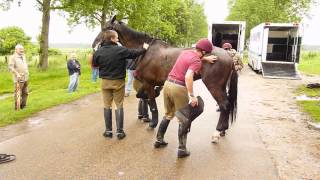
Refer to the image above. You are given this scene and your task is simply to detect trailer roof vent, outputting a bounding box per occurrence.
[293,22,299,26]
[265,22,271,25]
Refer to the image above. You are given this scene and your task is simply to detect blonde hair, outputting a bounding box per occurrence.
[69,51,77,59]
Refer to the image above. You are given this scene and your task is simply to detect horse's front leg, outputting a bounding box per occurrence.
[206,86,230,143]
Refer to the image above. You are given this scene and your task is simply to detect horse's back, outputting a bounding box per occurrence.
[201,47,233,89]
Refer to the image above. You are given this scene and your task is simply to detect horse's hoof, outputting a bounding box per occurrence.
[220,131,226,137]
[211,135,219,143]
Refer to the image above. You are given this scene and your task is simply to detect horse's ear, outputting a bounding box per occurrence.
[111,15,117,23]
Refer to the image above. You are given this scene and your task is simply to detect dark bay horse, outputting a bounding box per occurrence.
[92,16,238,140]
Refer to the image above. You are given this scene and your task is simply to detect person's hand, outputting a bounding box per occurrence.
[189,96,198,107]
[204,55,218,64]
[143,43,149,50]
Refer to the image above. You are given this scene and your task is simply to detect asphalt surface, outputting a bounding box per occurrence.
[0,71,279,179]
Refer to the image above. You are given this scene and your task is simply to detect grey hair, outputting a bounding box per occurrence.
[15,44,24,49]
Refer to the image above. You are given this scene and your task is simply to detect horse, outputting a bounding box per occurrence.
[92,16,238,140]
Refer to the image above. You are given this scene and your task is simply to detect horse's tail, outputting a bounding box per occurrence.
[228,70,238,123]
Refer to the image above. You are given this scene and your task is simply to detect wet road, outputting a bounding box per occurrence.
[0,70,279,179]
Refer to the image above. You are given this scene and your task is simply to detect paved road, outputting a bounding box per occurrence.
[0,70,278,179]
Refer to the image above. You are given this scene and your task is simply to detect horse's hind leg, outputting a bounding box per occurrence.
[207,88,230,143]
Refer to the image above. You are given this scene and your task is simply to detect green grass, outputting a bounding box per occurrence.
[298,51,320,75]
[295,50,320,122]
[0,51,100,127]
[295,87,320,122]
[297,101,320,123]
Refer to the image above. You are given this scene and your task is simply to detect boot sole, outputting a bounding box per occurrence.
[154,142,168,148]
[177,151,190,158]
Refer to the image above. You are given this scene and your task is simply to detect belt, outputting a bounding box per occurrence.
[167,78,185,86]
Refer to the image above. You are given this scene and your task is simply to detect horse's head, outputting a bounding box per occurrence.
[92,15,121,49]
[92,15,152,49]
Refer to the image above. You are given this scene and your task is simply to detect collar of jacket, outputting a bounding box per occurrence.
[101,41,118,47]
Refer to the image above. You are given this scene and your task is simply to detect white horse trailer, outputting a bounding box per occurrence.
[248,23,302,79]
[208,21,246,57]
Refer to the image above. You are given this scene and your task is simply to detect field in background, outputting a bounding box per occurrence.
[298,51,320,75]
[0,48,100,126]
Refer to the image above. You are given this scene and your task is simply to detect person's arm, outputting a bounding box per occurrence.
[185,69,198,107]
[76,60,81,75]
[201,54,217,64]
[8,56,21,78]
[123,43,149,59]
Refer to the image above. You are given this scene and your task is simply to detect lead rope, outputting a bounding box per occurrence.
[0,154,16,164]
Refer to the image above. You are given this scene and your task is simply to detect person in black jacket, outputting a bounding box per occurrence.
[67,52,81,93]
[93,30,149,140]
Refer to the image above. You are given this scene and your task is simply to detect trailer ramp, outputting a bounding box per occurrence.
[261,62,301,79]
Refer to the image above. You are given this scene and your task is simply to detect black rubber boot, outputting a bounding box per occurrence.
[177,123,190,158]
[148,98,158,128]
[138,99,143,119]
[154,117,170,148]
[115,108,126,140]
[141,99,151,122]
[102,108,112,138]
[220,130,226,137]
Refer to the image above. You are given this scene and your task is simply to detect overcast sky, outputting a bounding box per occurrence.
[0,0,319,45]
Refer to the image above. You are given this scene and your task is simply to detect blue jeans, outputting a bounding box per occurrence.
[92,67,99,82]
[125,69,134,94]
[68,73,79,93]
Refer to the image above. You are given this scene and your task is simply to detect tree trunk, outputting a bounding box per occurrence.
[39,0,51,70]
[100,12,106,30]
[100,3,107,31]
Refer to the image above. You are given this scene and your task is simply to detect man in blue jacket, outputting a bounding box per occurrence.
[67,52,81,93]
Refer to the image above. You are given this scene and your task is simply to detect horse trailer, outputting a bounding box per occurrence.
[248,23,302,79]
[208,21,246,57]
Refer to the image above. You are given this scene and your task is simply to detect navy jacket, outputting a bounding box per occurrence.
[93,41,146,80]
[67,59,81,75]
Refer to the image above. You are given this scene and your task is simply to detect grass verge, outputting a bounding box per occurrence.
[0,51,100,127]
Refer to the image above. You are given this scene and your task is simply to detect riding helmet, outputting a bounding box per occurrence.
[195,39,213,53]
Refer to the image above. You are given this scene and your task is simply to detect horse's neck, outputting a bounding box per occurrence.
[118,26,152,49]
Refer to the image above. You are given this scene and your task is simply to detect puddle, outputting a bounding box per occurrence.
[296,95,320,101]
[27,117,45,127]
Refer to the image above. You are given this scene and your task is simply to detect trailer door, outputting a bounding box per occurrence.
[261,27,269,62]
[237,23,246,55]
[261,26,300,79]
[292,28,299,63]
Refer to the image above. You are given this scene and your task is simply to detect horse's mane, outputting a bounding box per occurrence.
[116,22,153,44]
[116,21,171,48]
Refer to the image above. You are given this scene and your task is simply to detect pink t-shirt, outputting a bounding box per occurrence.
[168,50,201,82]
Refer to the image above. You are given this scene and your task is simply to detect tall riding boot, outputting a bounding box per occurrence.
[148,99,158,128]
[103,108,112,138]
[141,99,150,122]
[177,123,190,158]
[138,99,143,119]
[154,117,170,148]
[115,108,126,140]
